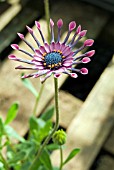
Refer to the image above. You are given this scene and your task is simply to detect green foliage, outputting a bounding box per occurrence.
[63,148,80,165]
[40,149,53,170]
[41,106,54,121]
[7,140,37,169]
[29,116,52,144]
[53,167,60,170]
[0,162,5,170]
[0,118,4,137]
[5,125,25,142]
[0,97,80,170]
[5,103,19,125]
[46,143,60,151]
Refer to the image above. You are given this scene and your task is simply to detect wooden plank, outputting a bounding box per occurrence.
[51,56,114,170]
[0,7,39,53]
[0,0,21,31]
[104,126,114,155]
[0,0,109,138]
[95,155,114,170]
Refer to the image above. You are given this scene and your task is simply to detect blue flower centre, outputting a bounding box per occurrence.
[44,52,62,68]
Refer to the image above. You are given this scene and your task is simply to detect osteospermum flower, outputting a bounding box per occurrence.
[8,19,95,83]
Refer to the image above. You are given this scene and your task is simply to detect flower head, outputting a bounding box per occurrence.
[9,19,95,83]
[52,129,67,145]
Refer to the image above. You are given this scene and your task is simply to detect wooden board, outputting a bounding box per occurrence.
[95,155,114,170]
[0,0,21,31]
[0,0,44,54]
[104,126,114,155]
[51,56,114,170]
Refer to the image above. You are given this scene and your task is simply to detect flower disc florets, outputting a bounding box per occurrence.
[9,19,95,83]
[44,51,62,69]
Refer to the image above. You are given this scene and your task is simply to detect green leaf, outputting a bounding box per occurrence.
[32,120,52,143]
[41,106,54,121]
[8,152,26,165]
[37,118,46,128]
[27,159,41,170]
[0,162,5,170]
[21,74,38,97]
[29,116,39,132]
[5,103,19,125]
[20,162,31,170]
[40,121,52,138]
[46,143,60,151]
[40,149,53,170]
[5,125,25,142]
[63,148,80,165]
[0,117,4,137]
[36,120,52,143]
[53,167,59,170]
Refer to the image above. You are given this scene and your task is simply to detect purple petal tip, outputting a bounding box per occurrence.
[21,75,27,78]
[76,25,81,34]
[8,54,17,60]
[17,33,24,39]
[80,68,88,74]
[54,73,61,78]
[79,30,87,37]
[11,44,19,50]
[50,18,54,27]
[70,73,78,78]
[84,39,94,47]
[69,21,76,31]
[82,57,91,63]
[85,50,95,57]
[35,21,40,29]
[26,25,33,34]
[57,19,63,28]
[15,65,24,69]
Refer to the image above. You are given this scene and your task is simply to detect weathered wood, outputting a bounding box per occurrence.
[0,0,21,31]
[51,56,114,170]
[0,0,43,54]
[104,126,114,155]
[95,155,114,170]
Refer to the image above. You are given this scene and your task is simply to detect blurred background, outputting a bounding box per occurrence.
[0,0,114,170]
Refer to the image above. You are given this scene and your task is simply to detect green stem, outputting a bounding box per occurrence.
[29,78,59,170]
[59,146,63,170]
[33,83,44,116]
[0,152,9,170]
[44,0,50,42]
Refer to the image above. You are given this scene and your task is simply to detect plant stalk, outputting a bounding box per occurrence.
[60,146,63,170]
[29,78,59,170]
[44,0,50,42]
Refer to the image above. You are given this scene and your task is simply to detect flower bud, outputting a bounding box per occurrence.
[52,129,67,145]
